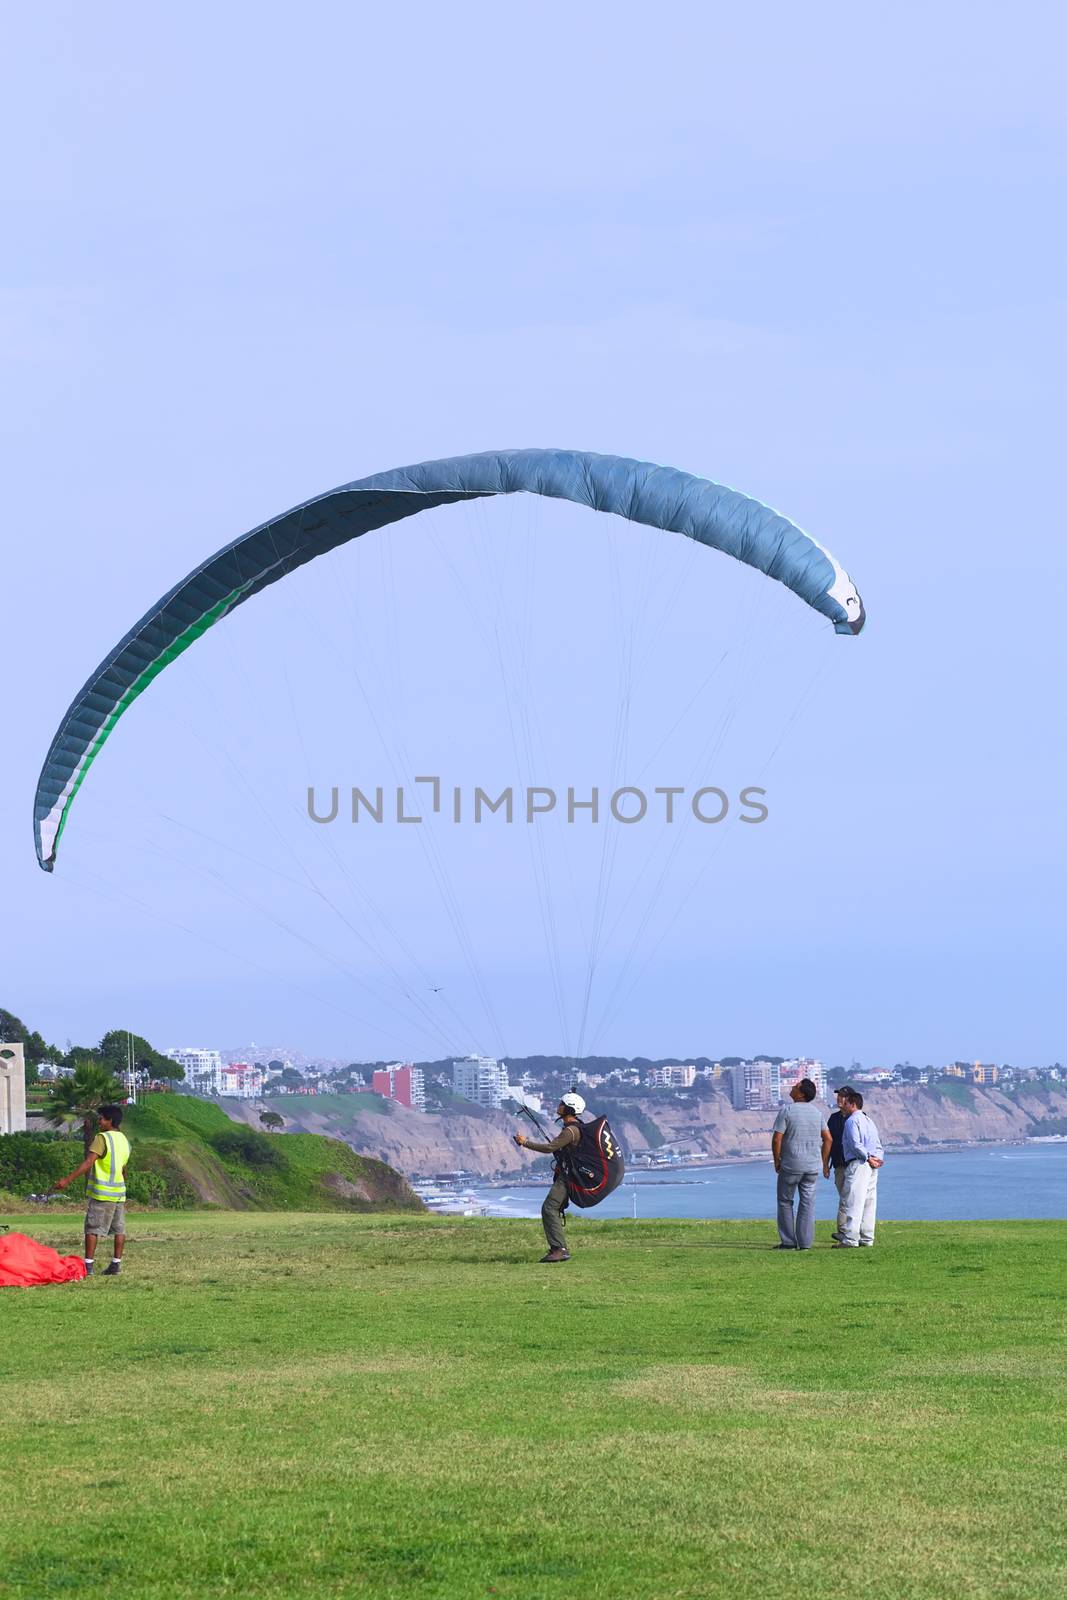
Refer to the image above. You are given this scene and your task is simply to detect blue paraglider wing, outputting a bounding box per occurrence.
[33,448,864,870]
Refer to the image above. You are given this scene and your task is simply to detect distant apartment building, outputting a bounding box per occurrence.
[730,1059,776,1111]
[970,1062,999,1084]
[452,1055,511,1108]
[647,1064,697,1089]
[172,1049,262,1098]
[218,1062,263,1099]
[371,1062,426,1110]
[777,1058,828,1101]
[168,1047,223,1088]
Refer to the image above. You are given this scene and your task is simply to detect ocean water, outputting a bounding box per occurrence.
[462,1143,1067,1222]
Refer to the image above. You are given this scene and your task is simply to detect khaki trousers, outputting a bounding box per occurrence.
[839,1159,878,1245]
[541,1177,569,1251]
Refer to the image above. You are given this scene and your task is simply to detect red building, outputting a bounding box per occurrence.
[371,1063,425,1110]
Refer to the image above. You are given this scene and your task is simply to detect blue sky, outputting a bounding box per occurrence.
[2,3,1063,1065]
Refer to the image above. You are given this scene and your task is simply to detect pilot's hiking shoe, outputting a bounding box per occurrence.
[539,1248,571,1263]
[102,1260,123,1276]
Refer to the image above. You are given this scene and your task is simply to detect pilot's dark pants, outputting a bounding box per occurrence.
[541,1176,569,1251]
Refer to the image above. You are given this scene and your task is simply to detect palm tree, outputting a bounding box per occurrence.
[46,1060,125,1154]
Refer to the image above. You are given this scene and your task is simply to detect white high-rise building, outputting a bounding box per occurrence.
[730,1059,776,1111]
[452,1055,511,1109]
[168,1047,223,1091]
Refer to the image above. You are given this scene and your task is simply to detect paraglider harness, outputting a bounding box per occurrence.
[517,1105,625,1212]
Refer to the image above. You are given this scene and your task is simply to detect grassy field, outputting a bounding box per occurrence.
[1,1213,1064,1599]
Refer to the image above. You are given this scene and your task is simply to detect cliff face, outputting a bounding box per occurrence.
[221,1084,1067,1179]
[605,1085,1067,1158]
[225,1097,531,1179]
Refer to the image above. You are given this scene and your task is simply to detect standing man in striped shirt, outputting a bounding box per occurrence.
[55,1104,131,1277]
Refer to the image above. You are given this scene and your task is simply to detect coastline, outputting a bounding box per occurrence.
[466,1136,1058,1189]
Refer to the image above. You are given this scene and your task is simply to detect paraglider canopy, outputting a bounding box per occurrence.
[33,448,864,871]
[0,1232,88,1287]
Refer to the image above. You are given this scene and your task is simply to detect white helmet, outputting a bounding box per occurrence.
[560,1092,586,1115]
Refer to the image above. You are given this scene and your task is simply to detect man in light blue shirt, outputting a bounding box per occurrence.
[835,1091,885,1247]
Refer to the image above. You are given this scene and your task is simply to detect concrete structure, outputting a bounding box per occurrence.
[647,1064,697,1088]
[970,1062,999,1084]
[172,1048,261,1098]
[730,1059,776,1112]
[218,1062,263,1099]
[452,1055,510,1109]
[777,1058,828,1101]
[0,1041,27,1134]
[372,1062,426,1111]
[168,1047,223,1087]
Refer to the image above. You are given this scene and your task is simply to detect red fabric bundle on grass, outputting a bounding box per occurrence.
[0,1232,87,1287]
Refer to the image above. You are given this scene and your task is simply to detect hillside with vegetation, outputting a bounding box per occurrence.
[1,1093,423,1213]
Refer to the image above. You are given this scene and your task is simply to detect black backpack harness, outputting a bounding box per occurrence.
[518,1105,626,1210]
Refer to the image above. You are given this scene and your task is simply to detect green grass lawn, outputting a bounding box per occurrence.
[2,1213,1065,1599]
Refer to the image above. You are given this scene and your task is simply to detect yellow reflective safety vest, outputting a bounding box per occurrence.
[87,1130,131,1202]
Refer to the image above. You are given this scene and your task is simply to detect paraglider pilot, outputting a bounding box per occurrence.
[513,1093,586,1263]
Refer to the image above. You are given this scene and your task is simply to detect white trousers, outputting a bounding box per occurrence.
[838,1159,878,1245]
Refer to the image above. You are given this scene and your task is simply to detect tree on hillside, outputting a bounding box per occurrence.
[339,1064,375,1086]
[97,1028,184,1082]
[61,1043,97,1069]
[46,1060,126,1154]
[260,1111,285,1132]
[0,1007,63,1085]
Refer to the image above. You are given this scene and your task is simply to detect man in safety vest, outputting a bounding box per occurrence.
[55,1104,131,1277]
[513,1093,585,1263]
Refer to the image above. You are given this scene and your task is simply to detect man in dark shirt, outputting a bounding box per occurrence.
[825,1085,856,1240]
[514,1094,585,1262]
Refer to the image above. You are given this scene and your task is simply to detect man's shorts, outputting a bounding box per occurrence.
[85,1199,126,1236]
